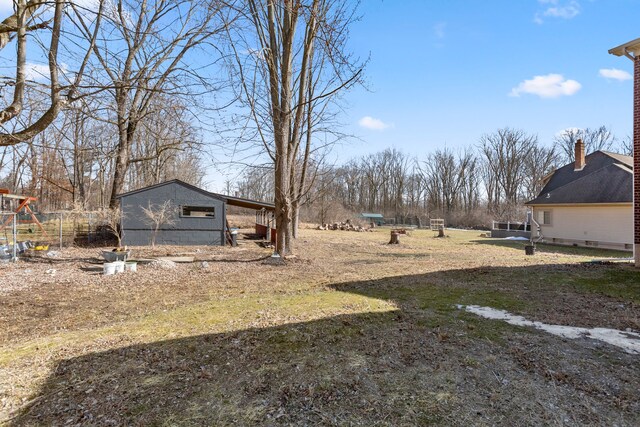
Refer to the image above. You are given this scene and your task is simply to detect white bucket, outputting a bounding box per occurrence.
[113,261,125,273]
[125,262,137,272]
[103,262,117,275]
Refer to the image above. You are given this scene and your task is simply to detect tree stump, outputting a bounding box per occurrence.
[437,227,445,238]
[389,231,400,244]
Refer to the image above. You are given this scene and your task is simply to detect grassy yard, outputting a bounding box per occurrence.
[0,227,639,426]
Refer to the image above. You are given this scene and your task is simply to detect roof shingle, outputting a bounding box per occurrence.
[526,151,632,205]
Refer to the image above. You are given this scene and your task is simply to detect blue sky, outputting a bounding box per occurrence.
[1,0,638,192]
[339,0,639,160]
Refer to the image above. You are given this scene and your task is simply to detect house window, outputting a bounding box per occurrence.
[538,210,551,225]
[181,205,215,218]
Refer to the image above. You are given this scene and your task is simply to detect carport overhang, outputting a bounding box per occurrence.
[218,195,275,211]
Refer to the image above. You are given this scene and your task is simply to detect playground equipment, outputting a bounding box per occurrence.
[0,189,48,237]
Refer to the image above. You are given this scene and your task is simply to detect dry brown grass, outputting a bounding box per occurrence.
[0,229,639,426]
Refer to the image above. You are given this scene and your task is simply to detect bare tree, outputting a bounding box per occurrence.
[523,144,557,201]
[127,96,206,189]
[479,128,536,219]
[96,207,124,248]
[70,0,230,208]
[1,0,101,146]
[420,148,470,220]
[554,126,617,163]
[1,0,64,145]
[457,148,480,214]
[620,135,633,156]
[236,166,274,202]
[141,200,177,246]
[228,0,363,255]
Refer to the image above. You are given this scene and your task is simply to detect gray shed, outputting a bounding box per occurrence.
[116,179,274,246]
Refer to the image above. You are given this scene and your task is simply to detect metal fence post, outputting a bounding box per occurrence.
[88,213,93,243]
[59,212,63,249]
[12,213,17,262]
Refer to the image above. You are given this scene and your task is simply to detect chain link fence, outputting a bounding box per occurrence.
[385,215,431,228]
[0,211,115,261]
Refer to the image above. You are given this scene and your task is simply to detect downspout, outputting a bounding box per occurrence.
[527,209,543,244]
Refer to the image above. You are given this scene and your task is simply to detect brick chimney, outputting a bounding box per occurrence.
[574,139,585,171]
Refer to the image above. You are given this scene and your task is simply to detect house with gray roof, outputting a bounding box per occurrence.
[525,140,633,251]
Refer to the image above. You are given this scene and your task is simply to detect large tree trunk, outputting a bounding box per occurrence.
[292,200,300,239]
[274,151,291,255]
[109,142,129,209]
[109,102,133,208]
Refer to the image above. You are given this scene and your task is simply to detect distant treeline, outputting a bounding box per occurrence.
[235,126,632,227]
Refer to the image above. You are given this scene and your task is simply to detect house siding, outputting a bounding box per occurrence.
[120,182,226,246]
[122,229,223,246]
[533,205,633,251]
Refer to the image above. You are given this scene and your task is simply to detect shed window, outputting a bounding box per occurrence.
[538,210,551,225]
[181,205,215,218]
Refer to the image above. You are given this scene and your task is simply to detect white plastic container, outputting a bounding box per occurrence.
[103,262,117,275]
[124,262,137,272]
[113,261,125,273]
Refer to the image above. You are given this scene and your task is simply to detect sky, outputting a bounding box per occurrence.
[1,0,639,192]
[338,0,639,161]
[211,0,640,191]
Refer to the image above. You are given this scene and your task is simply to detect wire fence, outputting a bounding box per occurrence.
[383,215,432,228]
[0,211,115,261]
[491,221,532,231]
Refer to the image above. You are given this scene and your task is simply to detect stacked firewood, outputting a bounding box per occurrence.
[316,219,374,232]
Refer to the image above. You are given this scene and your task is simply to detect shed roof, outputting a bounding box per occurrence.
[360,213,384,218]
[116,179,275,211]
[526,151,632,205]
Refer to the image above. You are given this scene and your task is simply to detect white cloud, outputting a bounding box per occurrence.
[555,127,582,138]
[24,63,51,81]
[433,22,446,40]
[599,68,632,81]
[358,116,392,131]
[544,2,580,18]
[23,62,69,82]
[509,73,581,98]
[534,0,580,24]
